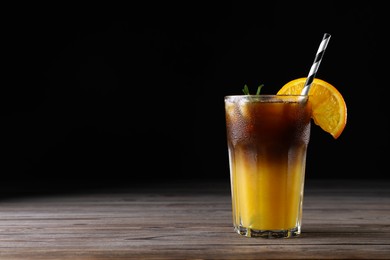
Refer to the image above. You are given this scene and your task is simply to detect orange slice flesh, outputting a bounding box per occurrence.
[277,77,347,139]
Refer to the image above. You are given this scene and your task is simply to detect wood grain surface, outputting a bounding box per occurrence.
[0,179,389,259]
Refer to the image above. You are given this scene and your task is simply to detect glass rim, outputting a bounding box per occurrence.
[224,94,310,100]
[224,95,310,103]
[224,94,309,98]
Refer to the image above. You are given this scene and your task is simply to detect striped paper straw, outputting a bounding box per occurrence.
[301,33,331,95]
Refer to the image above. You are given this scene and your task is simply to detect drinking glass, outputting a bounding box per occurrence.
[225,95,311,238]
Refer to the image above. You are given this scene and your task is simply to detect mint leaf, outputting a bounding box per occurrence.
[242,84,264,95]
[242,84,250,95]
[256,84,264,95]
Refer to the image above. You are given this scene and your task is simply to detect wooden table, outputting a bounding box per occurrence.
[0,179,389,259]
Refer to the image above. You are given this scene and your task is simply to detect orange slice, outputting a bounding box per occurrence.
[277,77,347,139]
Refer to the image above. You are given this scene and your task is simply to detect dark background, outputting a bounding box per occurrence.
[3,2,388,192]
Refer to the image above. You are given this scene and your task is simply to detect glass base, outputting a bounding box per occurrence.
[234,225,301,238]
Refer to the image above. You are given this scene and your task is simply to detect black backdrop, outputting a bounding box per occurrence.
[4,2,389,191]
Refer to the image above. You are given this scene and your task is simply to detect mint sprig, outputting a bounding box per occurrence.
[242,84,264,95]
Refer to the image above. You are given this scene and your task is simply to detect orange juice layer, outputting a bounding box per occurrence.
[230,146,306,230]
